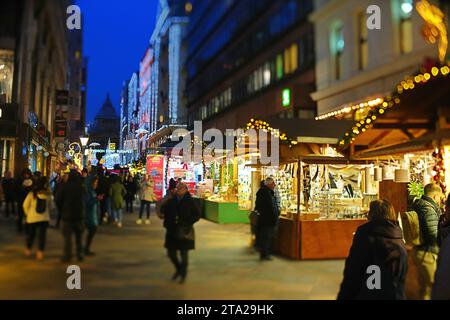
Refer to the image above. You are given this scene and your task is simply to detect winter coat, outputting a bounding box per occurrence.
[85,180,99,228]
[2,177,17,201]
[19,178,33,204]
[124,180,137,201]
[337,219,408,300]
[110,182,126,209]
[432,234,450,300]
[413,195,441,254]
[22,191,50,224]
[161,193,201,250]
[255,186,280,227]
[57,179,86,222]
[141,179,157,202]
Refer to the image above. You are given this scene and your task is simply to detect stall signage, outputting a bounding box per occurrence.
[146,155,165,201]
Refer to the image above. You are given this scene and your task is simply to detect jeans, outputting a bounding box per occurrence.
[167,249,188,277]
[139,200,152,219]
[26,221,49,251]
[257,225,276,259]
[100,197,111,223]
[125,198,134,213]
[111,207,123,223]
[413,248,438,300]
[85,226,97,253]
[62,221,84,260]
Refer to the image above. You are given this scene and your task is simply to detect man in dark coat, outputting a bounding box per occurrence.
[2,171,17,218]
[161,183,201,284]
[338,200,408,300]
[255,177,280,261]
[57,170,86,262]
[412,183,443,300]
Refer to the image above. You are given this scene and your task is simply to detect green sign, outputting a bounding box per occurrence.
[282,88,291,107]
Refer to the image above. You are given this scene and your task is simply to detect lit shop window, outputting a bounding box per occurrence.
[263,63,271,86]
[332,24,345,80]
[0,50,14,104]
[276,54,283,79]
[400,0,413,54]
[283,44,298,74]
[357,12,368,70]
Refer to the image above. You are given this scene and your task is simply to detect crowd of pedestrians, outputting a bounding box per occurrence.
[2,166,450,295]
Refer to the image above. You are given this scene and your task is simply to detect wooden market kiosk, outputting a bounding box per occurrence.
[243,118,376,260]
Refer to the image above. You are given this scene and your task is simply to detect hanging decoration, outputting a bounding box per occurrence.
[244,118,298,148]
[338,64,450,148]
[432,147,446,193]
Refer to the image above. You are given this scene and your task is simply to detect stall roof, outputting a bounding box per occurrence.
[263,117,354,144]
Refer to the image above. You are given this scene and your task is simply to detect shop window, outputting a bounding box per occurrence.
[399,0,413,54]
[290,43,298,72]
[357,11,368,70]
[263,63,271,86]
[0,50,14,104]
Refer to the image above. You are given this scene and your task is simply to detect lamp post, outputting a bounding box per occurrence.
[80,136,89,169]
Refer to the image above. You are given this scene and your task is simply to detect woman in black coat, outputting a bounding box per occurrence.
[337,199,408,300]
[160,183,201,284]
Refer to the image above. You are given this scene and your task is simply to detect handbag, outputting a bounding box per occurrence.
[175,225,195,241]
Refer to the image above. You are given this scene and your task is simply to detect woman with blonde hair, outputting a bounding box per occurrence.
[338,199,408,300]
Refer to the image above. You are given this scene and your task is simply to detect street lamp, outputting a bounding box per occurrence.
[80,136,89,168]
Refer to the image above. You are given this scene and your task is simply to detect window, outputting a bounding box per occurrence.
[399,0,413,54]
[263,63,271,86]
[333,25,344,80]
[357,12,368,70]
[276,54,283,79]
[290,44,298,72]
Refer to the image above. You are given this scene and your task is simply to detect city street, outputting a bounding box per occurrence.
[0,209,344,300]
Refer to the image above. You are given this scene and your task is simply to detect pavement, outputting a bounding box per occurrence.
[0,206,345,300]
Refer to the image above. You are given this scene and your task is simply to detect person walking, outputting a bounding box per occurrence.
[110,174,126,228]
[2,171,17,218]
[137,175,157,225]
[17,169,33,234]
[432,231,450,299]
[22,177,51,261]
[337,200,408,300]
[160,183,201,284]
[412,183,443,300]
[98,170,112,224]
[255,177,280,261]
[85,175,101,255]
[54,173,68,228]
[124,175,137,214]
[57,170,86,262]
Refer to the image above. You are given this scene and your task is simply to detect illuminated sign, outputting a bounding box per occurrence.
[108,143,116,151]
[282,88,291,107]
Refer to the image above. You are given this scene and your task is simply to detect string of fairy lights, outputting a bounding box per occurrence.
[337,64,450,148]
[245,118,298,148]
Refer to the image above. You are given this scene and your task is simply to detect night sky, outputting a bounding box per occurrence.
[76,0,158,124]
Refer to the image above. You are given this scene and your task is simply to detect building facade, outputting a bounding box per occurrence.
[185,0,316,133]
[1,0,72,177]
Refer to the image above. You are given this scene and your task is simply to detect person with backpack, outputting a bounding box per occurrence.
[338,199,408,299]
[17,169,34,234]
[22,176,51,261]
[160,183,201,284]
[412,183,443,300]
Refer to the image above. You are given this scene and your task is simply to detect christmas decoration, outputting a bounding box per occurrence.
[432,147,446,193]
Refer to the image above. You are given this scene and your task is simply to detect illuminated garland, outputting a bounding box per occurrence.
[338,64,450,148]
[245,118,298,148]
[432,147,446,193]
[315,98,384,120]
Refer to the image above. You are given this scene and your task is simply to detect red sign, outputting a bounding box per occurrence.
[146,155,164,201]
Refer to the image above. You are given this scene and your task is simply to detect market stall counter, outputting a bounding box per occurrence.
[275,214,367,260]
[204,199,250,224]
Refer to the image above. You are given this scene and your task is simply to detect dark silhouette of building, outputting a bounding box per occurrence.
[88,94,120,150]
